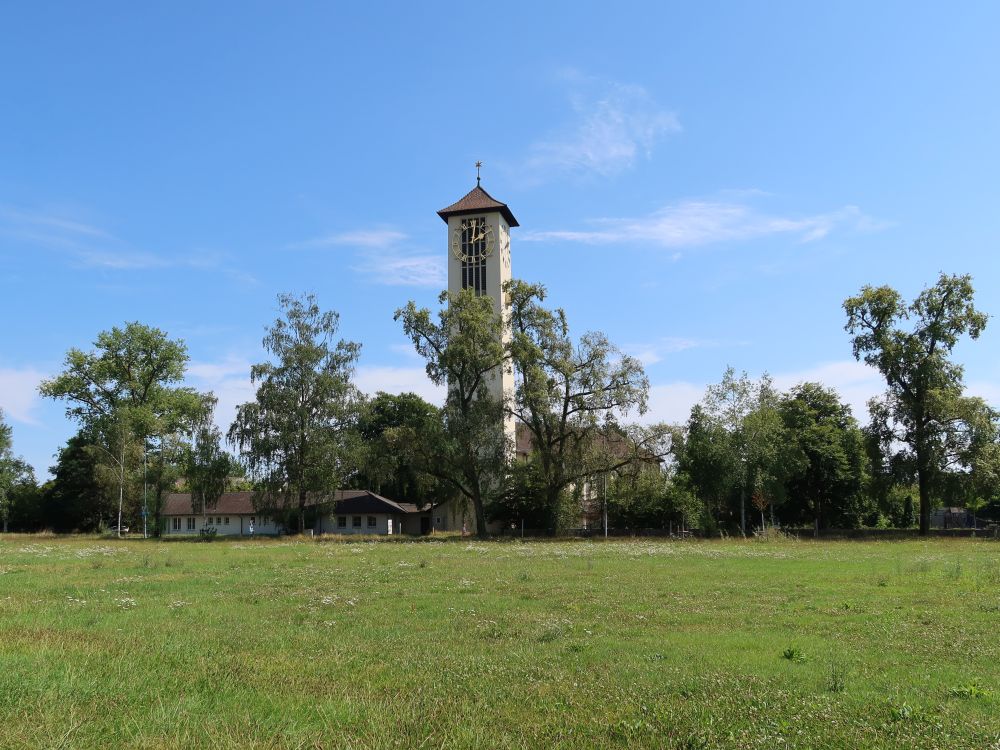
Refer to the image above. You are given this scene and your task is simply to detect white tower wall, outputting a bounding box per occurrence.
[446,212,516,450]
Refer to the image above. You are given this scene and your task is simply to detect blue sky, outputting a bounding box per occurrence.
[2,2,999,477]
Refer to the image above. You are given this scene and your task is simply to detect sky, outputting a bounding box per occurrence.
[2,2,999,478]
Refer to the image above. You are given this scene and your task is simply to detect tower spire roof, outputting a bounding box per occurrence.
[437,184,519,227]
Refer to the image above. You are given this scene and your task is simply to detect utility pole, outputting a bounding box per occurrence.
[142,446,148,539]
[740,456,747,536]
[603,472,608,539]
[740,486,746,536]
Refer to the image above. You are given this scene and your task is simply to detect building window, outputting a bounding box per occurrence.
[352,516,362,528]
[367,516,376,528]
[172,517,180,531]
[337,516,347,528]
[460,216,488,295]
[250,517,255,525]
[224,517,229,525]
[186,517,195,530]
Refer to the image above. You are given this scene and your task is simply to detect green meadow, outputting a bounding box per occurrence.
[1,536,998,749]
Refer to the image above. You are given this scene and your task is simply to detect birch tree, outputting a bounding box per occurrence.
[229,294,361,533]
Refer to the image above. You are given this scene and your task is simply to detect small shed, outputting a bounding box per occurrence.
[931,507,975,529]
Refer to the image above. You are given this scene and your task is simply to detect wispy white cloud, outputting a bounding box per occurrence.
[520,71,680,180]
[293,224,445,288]
[76,249,171,270]
[0,366,48,425]
[0,205,111,241]
[288,228,408,250]
[0,204,257,281]
[525,199,885,249]
[627,337,722,366]
[351,254,445,288]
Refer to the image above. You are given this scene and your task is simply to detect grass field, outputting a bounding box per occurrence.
[1,535,998,749]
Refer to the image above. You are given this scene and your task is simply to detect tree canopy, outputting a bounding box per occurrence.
[229,293,361,533]
[351,391,448,509]
[506,280,667,529]
[395,288,509,537]
[39,322,203,534]
[845,273,988,534]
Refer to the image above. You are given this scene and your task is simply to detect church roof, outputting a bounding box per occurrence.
[437,185,519,227]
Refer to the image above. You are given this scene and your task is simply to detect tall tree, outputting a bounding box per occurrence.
[0,411,39,532]
[779,383,866,530]
[395,288,509,537]
[0,411,11,532]
[351,391,447,508]
[0,411,29,533]
[39,322,202,536]
[675,404,739,529]
[229,293,361,533]
[506,280,666,529]
[144,430,189,537]
[1,461,39,532]
[845,273,988,534]
[700,368,787,533]
[185,396,235,518]
[42,432,111,532]
[965,407,1000,516]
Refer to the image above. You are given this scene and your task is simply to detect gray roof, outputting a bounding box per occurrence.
[162,490,425,516]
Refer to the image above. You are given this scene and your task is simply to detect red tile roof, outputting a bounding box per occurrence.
[437,185,519,227]
[163,491,257,515]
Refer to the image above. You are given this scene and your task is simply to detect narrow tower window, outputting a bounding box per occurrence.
[460,217,488,295]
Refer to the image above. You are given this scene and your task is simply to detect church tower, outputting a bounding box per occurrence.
[437,171,518,450]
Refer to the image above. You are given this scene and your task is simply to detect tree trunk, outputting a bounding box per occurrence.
[298,488,307,535]
[917,444,931,536]
[471,488,487,538]
[153,493,162,538]
[117,455,125,539]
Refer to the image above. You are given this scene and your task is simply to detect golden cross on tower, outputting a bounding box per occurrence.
[475,160,482,185]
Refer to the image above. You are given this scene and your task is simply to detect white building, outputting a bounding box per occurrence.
[162,490,428,537]
[162,492,282,536]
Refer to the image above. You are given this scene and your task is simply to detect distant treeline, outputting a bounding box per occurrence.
[1,273,995,537]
